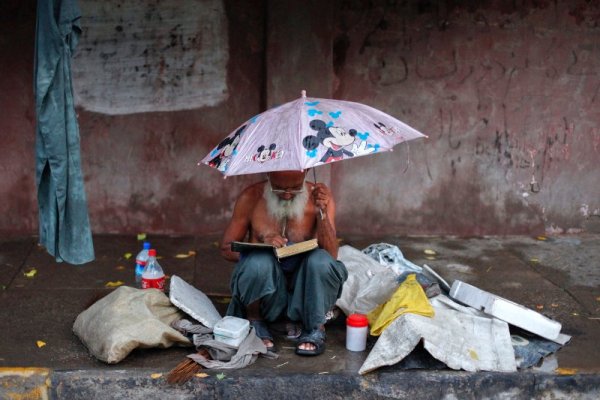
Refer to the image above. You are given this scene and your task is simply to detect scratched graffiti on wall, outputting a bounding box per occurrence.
[337,0,600,186]
[72,0,229,115]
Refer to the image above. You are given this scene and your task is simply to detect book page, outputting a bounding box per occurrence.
[231,239,319,259]
[275,239,318,259]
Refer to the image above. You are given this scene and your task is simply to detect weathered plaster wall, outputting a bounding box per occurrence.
[0,0,598,237]
[0,1,37,236]
[0,0,265,236]
[330,0,600,235]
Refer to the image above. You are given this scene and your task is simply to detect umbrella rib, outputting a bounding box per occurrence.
[296,97,304,172]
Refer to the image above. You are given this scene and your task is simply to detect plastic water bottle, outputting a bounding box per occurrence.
[346,313,368,352]
[141,249,165,291]
[135,242,151,287]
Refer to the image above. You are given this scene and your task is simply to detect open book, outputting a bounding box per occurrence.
[231,238,318,260]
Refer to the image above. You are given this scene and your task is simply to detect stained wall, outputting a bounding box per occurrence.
[0,0,598,237]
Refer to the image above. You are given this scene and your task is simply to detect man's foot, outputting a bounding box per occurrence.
[295,328,326,356]
[286,322,302,340]
[249,319,276,352]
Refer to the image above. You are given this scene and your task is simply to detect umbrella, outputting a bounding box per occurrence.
[199,90,427,176]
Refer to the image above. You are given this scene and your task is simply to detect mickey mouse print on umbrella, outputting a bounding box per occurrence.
[199,90,427,176]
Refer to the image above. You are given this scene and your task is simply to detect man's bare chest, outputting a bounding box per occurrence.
[249,201,315,243]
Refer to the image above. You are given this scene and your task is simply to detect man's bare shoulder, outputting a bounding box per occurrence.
[237,180,267,204]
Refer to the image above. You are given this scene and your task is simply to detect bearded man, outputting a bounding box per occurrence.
[220,170,348,356]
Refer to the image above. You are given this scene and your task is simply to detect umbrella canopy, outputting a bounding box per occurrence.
[200,91,426,176]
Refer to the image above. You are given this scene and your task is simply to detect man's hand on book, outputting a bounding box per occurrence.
[262,233,288,248]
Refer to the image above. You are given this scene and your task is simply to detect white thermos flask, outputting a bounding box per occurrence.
[346,313,368,352]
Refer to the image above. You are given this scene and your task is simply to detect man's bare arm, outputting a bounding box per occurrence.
[312,183,339,259]
[220,190,255,262]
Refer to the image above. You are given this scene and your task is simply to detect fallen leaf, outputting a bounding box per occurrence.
[216,373,226,380]
[215,297,231,304]
[555,367,577,375]
[551,303,559,308]
[468,349,479,360]
[124,253,133,260]
[424,249,437,255]
[116,265,125,270]
[188,250,196,256]
[425,256,436,260]
[105,281,124,288]
[137,233,147,241]
[195,373,209,378]
[536,236,547,241]
[572,312,579,316]
[486,266,493,273]
[36,340,46,348]
[156,256,163,260]
[175,253,191,259]
[530,258,540,263]
[24,268,37,278]
[212,241,220,248]
[150,373,163,379]
[536,304,544,310]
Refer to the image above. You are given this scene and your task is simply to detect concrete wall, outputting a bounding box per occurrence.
[0,0,599,237]
[331,0,600,235]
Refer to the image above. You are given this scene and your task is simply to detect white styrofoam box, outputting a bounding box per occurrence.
[450,280,562,342]
[213,316,250,348]
[169,275,222,328]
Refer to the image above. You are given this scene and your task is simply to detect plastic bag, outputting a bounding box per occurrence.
[367,274,434,336]
[362,243,422,275]
[336,245,400,315]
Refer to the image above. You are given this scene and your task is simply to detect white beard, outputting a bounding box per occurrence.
[264,182,308,222]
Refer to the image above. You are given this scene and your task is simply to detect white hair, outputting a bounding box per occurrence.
[263,181,308,222]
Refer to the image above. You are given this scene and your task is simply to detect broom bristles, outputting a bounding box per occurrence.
[166,349,210,385]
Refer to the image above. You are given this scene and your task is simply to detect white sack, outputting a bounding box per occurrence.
[359,295,517,374]
[73,286,191,363]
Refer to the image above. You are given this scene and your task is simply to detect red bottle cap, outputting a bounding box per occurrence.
[347,313,368,328]
[148,249,157,257]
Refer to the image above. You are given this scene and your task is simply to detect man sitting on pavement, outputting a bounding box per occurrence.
[220,170,348,356]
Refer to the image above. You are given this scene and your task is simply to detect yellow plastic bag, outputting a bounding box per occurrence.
[367,274,434,336]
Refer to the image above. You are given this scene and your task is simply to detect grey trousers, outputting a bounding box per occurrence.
[227,249,348,331]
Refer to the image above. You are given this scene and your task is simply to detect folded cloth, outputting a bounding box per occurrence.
[189,326,277,369]
[171,319,278,370]
[367,274,434,336]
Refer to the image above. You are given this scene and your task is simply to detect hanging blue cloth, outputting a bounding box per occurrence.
[34,0,94,264]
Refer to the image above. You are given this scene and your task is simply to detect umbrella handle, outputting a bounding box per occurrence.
[312,168,325,220]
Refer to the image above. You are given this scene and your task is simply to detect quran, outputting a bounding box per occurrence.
[231,238,319,260]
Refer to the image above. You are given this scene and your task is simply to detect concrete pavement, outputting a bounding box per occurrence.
[1,234,599,399]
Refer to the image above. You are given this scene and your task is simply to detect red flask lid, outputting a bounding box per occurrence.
[346,313,368,327]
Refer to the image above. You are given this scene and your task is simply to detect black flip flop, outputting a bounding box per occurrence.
[286,322,302,340]
[295,329,326,356]
[249,319,276,352]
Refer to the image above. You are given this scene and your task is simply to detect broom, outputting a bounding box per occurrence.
[166,349,211,384]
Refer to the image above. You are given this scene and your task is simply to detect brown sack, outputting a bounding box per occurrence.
[73,286,191,363]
